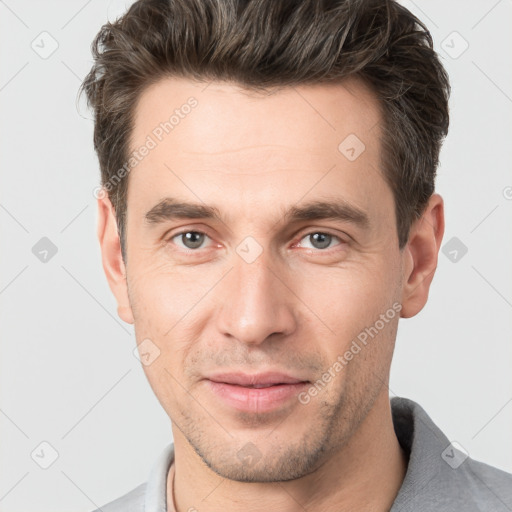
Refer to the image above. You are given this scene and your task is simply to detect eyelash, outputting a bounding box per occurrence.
[165,229,346,255]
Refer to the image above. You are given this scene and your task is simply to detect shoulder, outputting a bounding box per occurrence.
[390,396,512,511]
[88,482,146,512]
[458,457,512,509]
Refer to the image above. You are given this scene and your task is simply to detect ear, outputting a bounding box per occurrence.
[400,193,445,318]
[97,194,134,324]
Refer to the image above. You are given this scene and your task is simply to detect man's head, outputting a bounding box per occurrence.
[82,0,449,483]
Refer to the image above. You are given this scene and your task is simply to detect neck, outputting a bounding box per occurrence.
[169,391,408,512]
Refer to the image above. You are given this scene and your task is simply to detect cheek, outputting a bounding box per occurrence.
[128,269,195,411]
[128,262,224,387]
[128,261,214,334]
[292,261,397,344]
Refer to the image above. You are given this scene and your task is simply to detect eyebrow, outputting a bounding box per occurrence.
[144,197,370,230]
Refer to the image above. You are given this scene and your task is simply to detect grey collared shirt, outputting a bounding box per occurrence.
[91,397,512,512]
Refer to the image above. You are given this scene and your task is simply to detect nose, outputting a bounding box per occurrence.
[216,249,297,346]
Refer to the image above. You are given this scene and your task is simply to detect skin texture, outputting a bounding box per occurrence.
[97,76,444,511]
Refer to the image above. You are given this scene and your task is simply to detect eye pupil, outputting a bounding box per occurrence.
[310,233,331,249]
[182,231,204,249]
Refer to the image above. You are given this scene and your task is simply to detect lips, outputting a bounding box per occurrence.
[203,372,310,413]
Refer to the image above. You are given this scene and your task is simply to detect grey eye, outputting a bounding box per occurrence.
[302,232,335,250]
[176,231,206,249]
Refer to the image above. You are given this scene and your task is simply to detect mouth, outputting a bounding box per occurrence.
[203,372,310,413]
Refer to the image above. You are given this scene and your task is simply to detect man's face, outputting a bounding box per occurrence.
[120,77,405,481]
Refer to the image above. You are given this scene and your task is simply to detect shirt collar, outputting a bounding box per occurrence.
[389,396,452,510]
[144,442,175,512]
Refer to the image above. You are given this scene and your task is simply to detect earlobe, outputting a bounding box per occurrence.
[97,195,134,325]
[400,194,445,318]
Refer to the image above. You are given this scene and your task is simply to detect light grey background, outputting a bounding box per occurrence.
[0,1,511,511]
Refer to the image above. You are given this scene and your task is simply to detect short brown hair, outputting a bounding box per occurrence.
[80,0,450,261]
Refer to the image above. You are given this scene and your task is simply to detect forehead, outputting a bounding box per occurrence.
[130,76,382,158]
[126,76,393,234]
